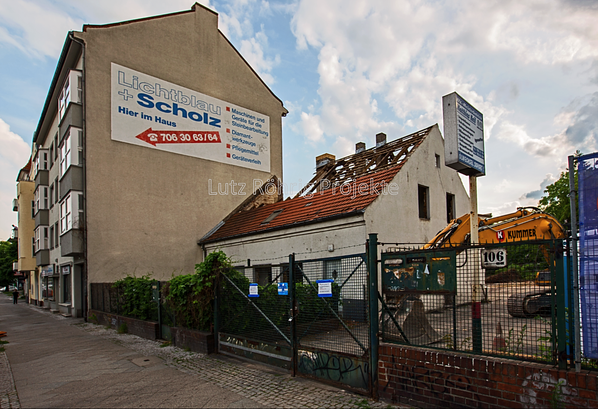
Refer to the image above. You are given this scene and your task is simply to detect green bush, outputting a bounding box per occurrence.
[112,274,157,321]
[163,251,236,331]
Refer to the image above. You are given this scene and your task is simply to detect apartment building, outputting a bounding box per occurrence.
[26,3,286,317]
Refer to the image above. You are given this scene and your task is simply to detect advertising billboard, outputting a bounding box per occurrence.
[111,63,270,172]
[442,92,485,176]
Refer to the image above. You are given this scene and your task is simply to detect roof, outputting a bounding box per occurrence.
[199,126,433,244]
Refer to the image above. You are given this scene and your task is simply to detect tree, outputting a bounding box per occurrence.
[0,238,18,288]
[538,153,580,227]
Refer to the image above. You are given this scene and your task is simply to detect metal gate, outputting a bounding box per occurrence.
[215,253,372,395]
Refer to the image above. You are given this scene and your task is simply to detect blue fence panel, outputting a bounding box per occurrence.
[579,153,598,359]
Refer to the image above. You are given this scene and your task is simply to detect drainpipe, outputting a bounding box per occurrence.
[69,32,87,321]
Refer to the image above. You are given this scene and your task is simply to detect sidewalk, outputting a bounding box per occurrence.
[0,294,399,408]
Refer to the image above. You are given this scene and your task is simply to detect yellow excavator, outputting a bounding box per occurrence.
[424,206,566,318]
[424,206,565,249]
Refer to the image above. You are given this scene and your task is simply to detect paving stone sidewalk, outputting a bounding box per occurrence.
[0,295,401,408]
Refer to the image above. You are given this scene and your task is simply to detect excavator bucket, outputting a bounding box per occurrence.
[402,298,442,345]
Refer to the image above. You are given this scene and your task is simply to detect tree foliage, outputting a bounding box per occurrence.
[0,239,18,288]
[538,153,580,227]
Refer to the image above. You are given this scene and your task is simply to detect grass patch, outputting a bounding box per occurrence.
[117,323,128,334]
[159,341,171,348]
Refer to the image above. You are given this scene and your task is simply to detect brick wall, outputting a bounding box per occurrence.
[89,310,158,341]
[379,343,598,408]
[171,326,214,354]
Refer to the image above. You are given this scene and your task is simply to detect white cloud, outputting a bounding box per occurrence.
[299,112,324,142]
[240,26,280,84]
[0,118,31,240]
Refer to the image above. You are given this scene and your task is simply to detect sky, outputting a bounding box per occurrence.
[1,0,598,240]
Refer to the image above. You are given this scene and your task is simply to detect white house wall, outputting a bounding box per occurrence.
[364,124,470,245]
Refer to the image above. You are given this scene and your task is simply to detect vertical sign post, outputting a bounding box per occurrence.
[443,92,485,353]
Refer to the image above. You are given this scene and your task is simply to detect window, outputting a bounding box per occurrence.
[33,149,48,177]
[261,209,283,225]
[54,134,58,160]
[60,192,83,234]
[324,259,341,280]
[418,184,430,219]
[58,70,82,120]
[49,183,54,207]
[34,186,49,214]
[54,222,59,248]
[54,178,58,203]
[31,200,35,218]
[49,225,54,249]
[446,193,456,223]
[59,127,82,177]
[32,237,35,257]
[254,266,272,286]
[60,199,70,234]
[34,226,49,252]
[435,154,441,168]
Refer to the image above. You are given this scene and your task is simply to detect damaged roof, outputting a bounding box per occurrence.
[199,126,433,244]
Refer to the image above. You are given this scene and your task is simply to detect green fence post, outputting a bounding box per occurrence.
[368,233,379,400]
[214,271,220,353]
[555,242,567,369]
[289,253,297,377]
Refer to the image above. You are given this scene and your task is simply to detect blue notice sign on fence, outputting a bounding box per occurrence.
[248,283,259,297]
[277,282,288,295]
[316,279,333,297]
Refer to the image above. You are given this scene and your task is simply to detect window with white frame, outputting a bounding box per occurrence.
[60,192,83,234]
[60,127,82,178]
[58,70,82,120]
[33,149,49,177]
[34,186,49,214]
[34,226,49,252]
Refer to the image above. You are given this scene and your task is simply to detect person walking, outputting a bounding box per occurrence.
[12,288,19,304]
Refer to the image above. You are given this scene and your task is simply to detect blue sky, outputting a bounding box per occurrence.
[1,0,598,240]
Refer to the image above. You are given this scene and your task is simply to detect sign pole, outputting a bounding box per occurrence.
[470,176,483,353]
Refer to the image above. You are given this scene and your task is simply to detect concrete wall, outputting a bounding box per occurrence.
[77,4,286,282]
[365,124,470,245]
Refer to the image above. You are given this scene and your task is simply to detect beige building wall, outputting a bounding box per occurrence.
[365,124,470,245]
[76,4,286,282]
[17,180,36,273]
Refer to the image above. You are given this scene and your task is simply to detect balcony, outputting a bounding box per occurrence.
[59,104,82,140]
[12,262,18,271]
[35,169,49,188]
[35,210,49,228]
[12,198,18,212]
[59,165,83,200]
[36,249,50,266]
[60,229,84,256]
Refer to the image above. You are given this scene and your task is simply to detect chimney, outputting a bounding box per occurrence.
[376,132,387,148]
[355,142,366,154]
[316,153,335,170]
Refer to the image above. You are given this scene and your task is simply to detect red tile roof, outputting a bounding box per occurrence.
[200,126,432,243]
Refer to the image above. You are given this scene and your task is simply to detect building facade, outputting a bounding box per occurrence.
[25,4,286,317]
[13,162,36,298]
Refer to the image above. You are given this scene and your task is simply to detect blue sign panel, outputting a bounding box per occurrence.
[248,283,259,297]
[277,282,288,295]
[316,279,333,297]
[579,152,598,359]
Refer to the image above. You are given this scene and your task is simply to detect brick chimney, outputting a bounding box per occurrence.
[316,153,335,170]
[355,142,366,154]
[376,132,387,148]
